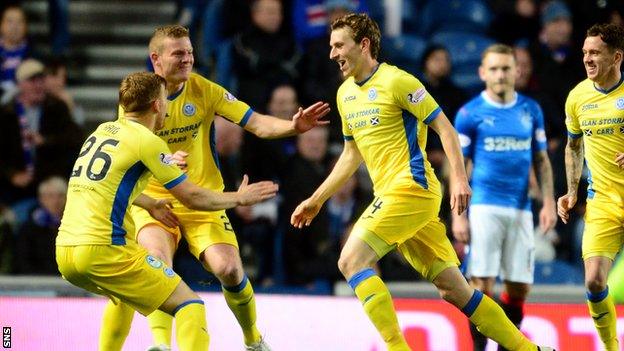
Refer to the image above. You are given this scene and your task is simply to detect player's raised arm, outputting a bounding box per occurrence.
[168,174,278,211]
[291,140,363,228]
[243,102,330,139]
[429,111,472,215]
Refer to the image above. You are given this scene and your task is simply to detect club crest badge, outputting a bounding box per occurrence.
[183,103,196,116]
[146,255,163,269]
[368,88,377,101]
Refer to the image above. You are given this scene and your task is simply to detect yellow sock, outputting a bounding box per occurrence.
[173,300,209,351]
[463,290,534,351]
[587,287,619,351]
[349,268,410,351]
[99,300,134,351]
[222,275,262,345]
[147,309,173,347]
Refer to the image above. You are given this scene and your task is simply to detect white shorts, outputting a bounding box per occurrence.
[467,204,535,284]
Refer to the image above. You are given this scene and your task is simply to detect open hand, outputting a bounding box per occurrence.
[292,101,331,133]
[291,198,322,228]
[237,174,279,206]
[147,199,179,228]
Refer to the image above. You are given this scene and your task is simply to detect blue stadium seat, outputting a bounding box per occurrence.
[364,0,386,33]
[381,34,427,75]
[418,0,492,35]
[429,31,494,94]
[533,260,584,285]
[430,31,495,67]
[451,70,482,96]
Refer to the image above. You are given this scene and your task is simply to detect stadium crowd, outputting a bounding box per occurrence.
[0,0,623,294]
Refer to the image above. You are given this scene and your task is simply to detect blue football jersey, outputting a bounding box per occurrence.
[454,92,547,210]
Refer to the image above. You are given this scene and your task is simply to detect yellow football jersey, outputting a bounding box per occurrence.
[565,77,624,203]
[119,73,252,198]
[57,118,186,246]
[337,63,442,197]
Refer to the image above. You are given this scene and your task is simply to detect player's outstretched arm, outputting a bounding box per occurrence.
[169,175,278,211]
[291,140,363,228]
[557,136,583,223]
[133,194,180,228]
[244,101,330,139]
[429,112,472,215]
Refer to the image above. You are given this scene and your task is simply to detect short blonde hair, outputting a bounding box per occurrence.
[148,25,190,54]
[119,72,166,113]
[481,43,515,62]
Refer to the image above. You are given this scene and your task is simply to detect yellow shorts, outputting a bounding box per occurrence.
[351,195,459,281]
[582,199,624,260]
[56,241,181,315]
[130,205,238,259]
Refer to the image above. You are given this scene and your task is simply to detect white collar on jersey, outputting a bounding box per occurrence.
[480,91,518,109]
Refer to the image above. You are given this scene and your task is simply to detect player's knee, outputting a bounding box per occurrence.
[437,287,455,303]
[337,254,362,278]
[211,260,243,284]
[586,276,608,292]
[432,277,459,304]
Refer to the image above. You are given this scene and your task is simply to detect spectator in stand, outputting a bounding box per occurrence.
[14,176,66,275]
[419,45,468,230]
[0,205,13,273]
[0,5,31,104]
[514,45,563,146]
[528,0,584,122]
[420,45,468,170]
[0,58,82,205]
[214,116,279,285]
[43,57,85,125]
[281,126,332,286]
[242,84,299,183]
[325,166,370,281]
[232,0,302,109]
[48,0,70,57]
[301,0,356,145]
[489,0,540,46]
[292,0,366,45]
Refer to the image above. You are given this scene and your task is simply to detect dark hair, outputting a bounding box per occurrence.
[331,13,381,59]
[43,57,66,76]
[586,23,624,52]
[420,44,449,70]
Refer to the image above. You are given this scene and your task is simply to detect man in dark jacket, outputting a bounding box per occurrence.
[0,58,82,204]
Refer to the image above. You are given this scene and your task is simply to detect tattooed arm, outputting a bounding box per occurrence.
[557,136,584,223]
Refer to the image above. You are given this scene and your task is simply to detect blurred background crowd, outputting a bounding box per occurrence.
[0,0,622,294]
